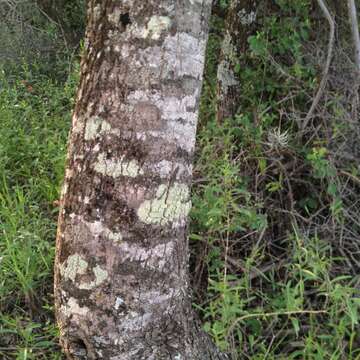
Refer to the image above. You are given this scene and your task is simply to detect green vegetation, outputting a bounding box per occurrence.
[191,1,360,358]
[0,63,78,358]
[1,0,360,359]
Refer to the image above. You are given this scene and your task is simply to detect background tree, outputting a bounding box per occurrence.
[54,0,227,359]
[216,0,259,123]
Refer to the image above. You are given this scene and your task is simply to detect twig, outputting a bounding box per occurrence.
[302,0,335,130]
[339,170,360,187]
[35,3,69,52]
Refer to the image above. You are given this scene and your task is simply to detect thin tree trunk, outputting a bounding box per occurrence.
[54,0,227,359]
[216,0,258,122]
[347,0,360,71]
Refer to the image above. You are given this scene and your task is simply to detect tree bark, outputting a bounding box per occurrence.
[54,0,227,359]
[216,0,258,122]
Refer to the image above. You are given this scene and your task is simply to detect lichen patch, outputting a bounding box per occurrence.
[152,160,191,179]
[128,90,199,152]
[60,254,88,282]
[238,9,257,25]
[117,241,175,269]
[78,265,108,290]
[142,16,171,40]
[93,153,144,178]
[108,231,123,244]
[60,253,108,290]
[137,183,191,225]
[108,8,122,25]
[84,117,116,141]
[61,297,89,317]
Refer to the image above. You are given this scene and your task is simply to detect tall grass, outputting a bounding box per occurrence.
[0,64,78,359]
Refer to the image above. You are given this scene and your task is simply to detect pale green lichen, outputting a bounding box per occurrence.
[60,254,88,282]
[61,254,108,290]
[217,34,239,95]
[79,265,108,290]
[137,183,191,225]
[94,153,143,178]
[84,117,113,141]
[142,16,171,40]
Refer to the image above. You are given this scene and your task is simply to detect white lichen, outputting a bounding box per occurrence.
[137,183,191,225]
[85,117,114,141]
[61,297,89,317]
[60,254,88,282]
[163,33,206,79]
[238,9,257,26]
[152,160,192,179]
[72,114,84,134]
[117,240,175,269]
[93,153,143,178]
[107,231,123,244]
[85,219,123,244]
[128,90,198,152]
[119,311,152,332]
[142,16,171,40]
[78,265,108,290]
[108,8,122,25]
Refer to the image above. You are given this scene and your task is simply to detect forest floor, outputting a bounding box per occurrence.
[1,1,360,359]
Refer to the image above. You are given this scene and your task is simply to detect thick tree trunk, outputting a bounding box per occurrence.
[54,0,227,359]
[216,0,258,122]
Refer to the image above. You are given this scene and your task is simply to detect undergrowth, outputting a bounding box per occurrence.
[0,64,78,359]
[191,1,360,359]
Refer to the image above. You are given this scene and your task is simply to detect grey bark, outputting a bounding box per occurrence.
[347,0,360,71]
[54,0,227,359]
[216,0,258,122]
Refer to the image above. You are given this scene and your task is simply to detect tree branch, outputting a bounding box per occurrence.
[347,0,360,71]
[302,0,335,131]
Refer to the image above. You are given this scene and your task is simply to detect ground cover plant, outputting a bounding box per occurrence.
[1,1,360,359]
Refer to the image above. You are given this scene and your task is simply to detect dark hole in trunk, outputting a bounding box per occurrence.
[120,13,131,28]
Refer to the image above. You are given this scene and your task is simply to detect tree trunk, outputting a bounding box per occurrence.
[216,0,258,122]
[54,0,227,359]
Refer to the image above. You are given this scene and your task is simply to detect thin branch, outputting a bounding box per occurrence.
[348,0,360,71]
[302,0,335,131]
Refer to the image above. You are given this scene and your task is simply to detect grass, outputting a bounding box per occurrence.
[0,64,77,359]
[1,1,360,359]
